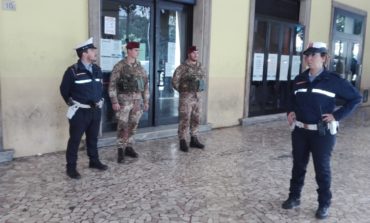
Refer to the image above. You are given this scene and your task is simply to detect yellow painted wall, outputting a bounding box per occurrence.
[0,0,88,157]
[207,0,250,128]
[308,0,332,43]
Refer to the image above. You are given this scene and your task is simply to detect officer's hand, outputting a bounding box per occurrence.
[287,112,296,125]
[322,114,335,123]
[143,103,149,111]
[112,103,120,111]
[67,98,74,106]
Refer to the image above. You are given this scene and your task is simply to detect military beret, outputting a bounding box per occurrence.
[75,37,97,52]
[303,42,328,55]
[187,46,198,54]
[126,42,140,49]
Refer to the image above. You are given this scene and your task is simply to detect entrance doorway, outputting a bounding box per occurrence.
[330,8,365,89]
[248,0,303,117]
[100,0,193,132]
[249,18,304,116]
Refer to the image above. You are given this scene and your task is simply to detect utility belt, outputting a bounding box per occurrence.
[117,76,145,93]
[179,79,205,92]
[293,120,338,135]
[66,99,104,119]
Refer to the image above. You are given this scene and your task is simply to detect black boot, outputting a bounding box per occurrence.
[66,166,81,179]
[282,197,301,209]
[89,160,108,171]
[179,139,188,152]
[125,147,138,158]
[117,148,124,163]
[190,136,205,149]
[315,205,329,219]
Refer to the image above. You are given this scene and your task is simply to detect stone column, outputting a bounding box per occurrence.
[193,0,211,125]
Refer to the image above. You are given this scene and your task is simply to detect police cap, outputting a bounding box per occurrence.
[303,42,328,55]
[75,37,97,53]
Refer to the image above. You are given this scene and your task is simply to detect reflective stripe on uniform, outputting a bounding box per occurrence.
[294,88,307,95]
[294,88,335,98]
[312,88,335,98]
[95,78,101,82]
[75,79,92,84]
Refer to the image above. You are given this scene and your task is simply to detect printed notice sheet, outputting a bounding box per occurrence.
[253,53,264,81]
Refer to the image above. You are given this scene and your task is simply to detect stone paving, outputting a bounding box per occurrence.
[0,107,370,223]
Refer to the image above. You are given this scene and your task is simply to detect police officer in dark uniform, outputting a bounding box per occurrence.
[60,37,108,179]
[282,42,362,219]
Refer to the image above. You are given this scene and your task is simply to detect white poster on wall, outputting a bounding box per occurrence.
[279,55,290,81]
[253,53,264,81]
[267,53,278,80]
[291,55,301,79]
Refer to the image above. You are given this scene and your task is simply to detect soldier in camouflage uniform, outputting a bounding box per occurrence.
[172,46,206,152]
[109,42,149,163]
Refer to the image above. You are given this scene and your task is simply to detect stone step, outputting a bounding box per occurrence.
[98,123,212,148]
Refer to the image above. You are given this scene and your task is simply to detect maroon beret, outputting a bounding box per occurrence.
[187,46,198,54]
[126,42,140,49]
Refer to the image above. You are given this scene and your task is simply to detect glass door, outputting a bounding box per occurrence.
[100,0,192,132]
[331,8,365,89]
[249,17,304,117]
[154,2,191,125]
[101,0,153,131]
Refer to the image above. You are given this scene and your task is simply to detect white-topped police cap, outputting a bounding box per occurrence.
[75,37,97,52]
[303,41,328,55]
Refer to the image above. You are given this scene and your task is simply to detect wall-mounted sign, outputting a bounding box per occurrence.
[2,0,16,11]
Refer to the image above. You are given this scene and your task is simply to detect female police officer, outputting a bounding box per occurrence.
[282,42,362,219]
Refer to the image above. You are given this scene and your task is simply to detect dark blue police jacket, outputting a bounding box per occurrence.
[60,60,103,105]
[288,69,362,124]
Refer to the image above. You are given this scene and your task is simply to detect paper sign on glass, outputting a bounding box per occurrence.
[267,54,278,80]
[104,16,116,35]
[291,55,301,80]
[100,39,121,57]
[253,53,264,81]
[279,55,289,81]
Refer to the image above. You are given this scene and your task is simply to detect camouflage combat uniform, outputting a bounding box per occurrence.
[109,58,149,148]
[172,59,206,140]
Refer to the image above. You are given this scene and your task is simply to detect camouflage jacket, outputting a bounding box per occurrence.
[109,57,149,104]
[172,59,206,96]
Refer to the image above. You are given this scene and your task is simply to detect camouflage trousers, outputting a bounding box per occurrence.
[115,99,143,147]
[178,94,201,140]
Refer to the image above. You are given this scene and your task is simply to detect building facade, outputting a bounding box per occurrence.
[0,0,369,158]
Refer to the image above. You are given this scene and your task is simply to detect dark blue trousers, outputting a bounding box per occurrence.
[66,108,101,169]
[289,127,336,206]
